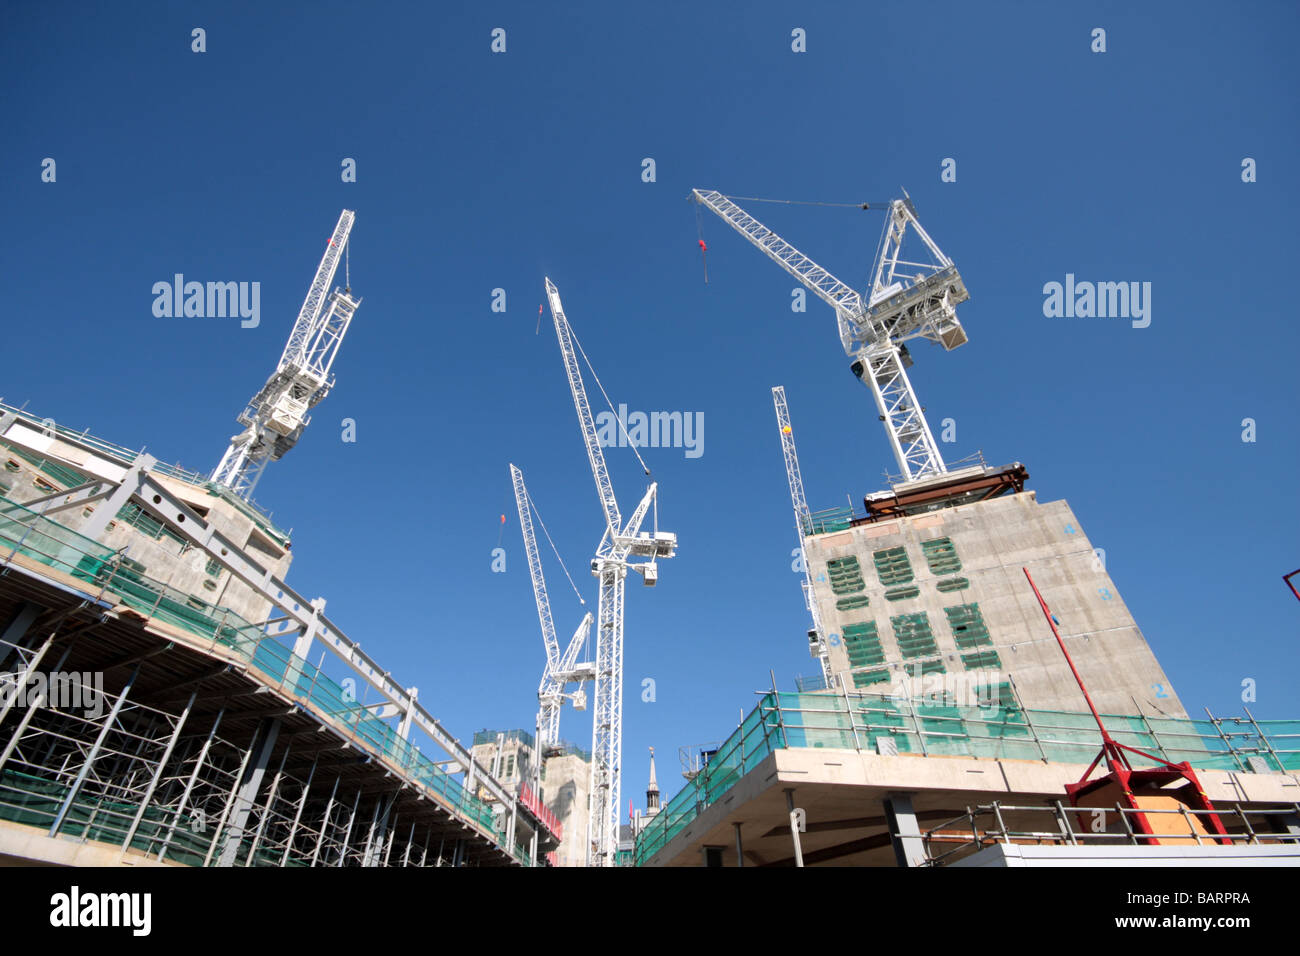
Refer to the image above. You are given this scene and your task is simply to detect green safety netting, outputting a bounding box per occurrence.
[0,495,499,843]
[633,691,1300,865]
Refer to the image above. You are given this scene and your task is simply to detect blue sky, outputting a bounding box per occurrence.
[3,2,1297,808]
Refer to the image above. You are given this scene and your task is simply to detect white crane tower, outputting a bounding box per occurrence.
[772,386,831,683]
[693,190,970,483]
[510,463,595,773]
[212,210,360,499]
[544,277,677,867]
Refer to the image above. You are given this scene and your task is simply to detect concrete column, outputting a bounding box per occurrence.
[884,791,926,868]
[216,717,282,866]
[734,822,744,867]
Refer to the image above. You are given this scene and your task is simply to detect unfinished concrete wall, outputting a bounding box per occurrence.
[541,752,591,868]
[803,491,1187,718]
[0,437,291,626]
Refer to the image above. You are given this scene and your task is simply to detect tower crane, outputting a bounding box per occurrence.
[510,463,595,772]
[772,386,832,684]
[212,210,360,499]
[544,277,677,867]
[693,190,970,483]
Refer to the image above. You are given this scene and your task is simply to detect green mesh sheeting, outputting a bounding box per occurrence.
[115,501,188,554]
[936,576,970,593]
[961,649,1001,670]
[807,506,854,535]
[873,546,913,586]
[945,602,992,649]
[885,585,921,601]
[891,612,938,659]
[842,622,886,668]
[633,692,1300,865]
[836,594,870,611]
[0,439,88,489]
[853,669,891,689]
[826,556,865,595]
[0,494,501,845]
[920,537,962,574]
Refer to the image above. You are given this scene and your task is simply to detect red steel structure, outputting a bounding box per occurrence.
[1022,568,1231,845]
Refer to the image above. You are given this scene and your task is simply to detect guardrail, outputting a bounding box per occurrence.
[0,494,505,845]
[920,801,1300,866]
[633,690,1300,865]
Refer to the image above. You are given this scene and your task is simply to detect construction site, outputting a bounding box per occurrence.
[1,197,1296,871]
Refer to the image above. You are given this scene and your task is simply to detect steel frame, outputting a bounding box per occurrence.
[545,279,675,866]
[212,210,361,499]
[694,189,971,482]
[0,418,552,857]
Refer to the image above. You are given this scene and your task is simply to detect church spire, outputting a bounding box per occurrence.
[646,746,660,814]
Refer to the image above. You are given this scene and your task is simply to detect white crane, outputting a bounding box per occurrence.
[212,210,360,499]
[510,463,595,767]
[544,277,676,867]
[772,386,832,683]
[693,190,969,482]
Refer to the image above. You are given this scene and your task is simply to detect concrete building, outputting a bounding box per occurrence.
[634,699,1300,867]
[632,460,1299,868]
[803,461,1186,718]
[0,408,291,628]
[471,730,592,867]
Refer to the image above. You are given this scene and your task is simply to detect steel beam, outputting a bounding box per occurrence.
[884,791,926,868]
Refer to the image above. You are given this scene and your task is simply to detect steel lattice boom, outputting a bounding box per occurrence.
[772,386,830,682]
[510,463,594,757]
[694,190,971,482]
[212,210,361,499]
[545,278,676,867]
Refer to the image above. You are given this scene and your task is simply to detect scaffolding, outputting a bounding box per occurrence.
[0,490,547,865]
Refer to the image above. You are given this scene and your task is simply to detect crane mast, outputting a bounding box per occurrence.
[772,386,831,683]
[544,278,676,867]
[212,210,360,499]
[693,189,970,482]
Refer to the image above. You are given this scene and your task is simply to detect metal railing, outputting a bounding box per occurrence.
[0,401,284,539]
[633,689,1300,865]
[0,494,515,854]
[920,801,1300,867]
